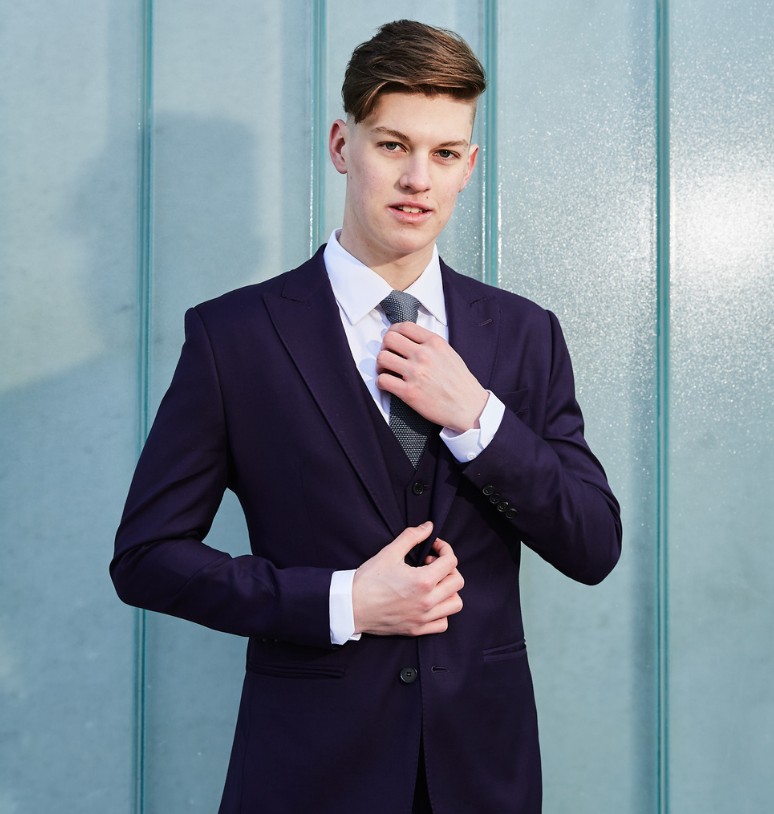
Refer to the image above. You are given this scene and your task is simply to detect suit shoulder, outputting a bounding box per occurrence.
[441,261,552,322]
[190,249,328,326]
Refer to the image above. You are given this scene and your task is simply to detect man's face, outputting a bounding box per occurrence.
[329,92,478,273]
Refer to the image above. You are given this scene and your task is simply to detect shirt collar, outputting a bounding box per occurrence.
[323,229,447,326]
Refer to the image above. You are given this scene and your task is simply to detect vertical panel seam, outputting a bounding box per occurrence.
[656,1,670,812]
[134,0,154,812]
[483,0,499,287]
[310,0,327,254]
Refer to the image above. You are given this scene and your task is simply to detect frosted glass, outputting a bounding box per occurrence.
[668,1,774,811]
[497,2,659,812]
[142,2,314,810]
[0,3,141,813]
[3,2,771,812]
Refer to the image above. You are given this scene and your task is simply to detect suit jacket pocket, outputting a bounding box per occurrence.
[247,637,346,679]
[246,661,345,680]
[482,638,528,664]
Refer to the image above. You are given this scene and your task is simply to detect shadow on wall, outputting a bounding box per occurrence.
[0,113,261,813]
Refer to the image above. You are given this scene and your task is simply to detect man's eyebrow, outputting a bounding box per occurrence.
[369,126,469,148]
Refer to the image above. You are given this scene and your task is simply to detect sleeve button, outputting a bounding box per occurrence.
[482,485,495,496]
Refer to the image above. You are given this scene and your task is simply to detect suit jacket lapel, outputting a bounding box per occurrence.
[263,253,500,554]
[425,263,501,551]
[263,251,404,538]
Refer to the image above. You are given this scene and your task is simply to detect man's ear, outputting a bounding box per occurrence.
[460,144,479,191]
[329,119,348,174]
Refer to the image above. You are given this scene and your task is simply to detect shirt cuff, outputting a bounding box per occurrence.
[440,391,505,463]
[329,569,361,645]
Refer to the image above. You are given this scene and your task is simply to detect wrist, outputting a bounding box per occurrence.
[448,387,489,434]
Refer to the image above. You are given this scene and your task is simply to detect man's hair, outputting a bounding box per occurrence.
[342,20,486,123]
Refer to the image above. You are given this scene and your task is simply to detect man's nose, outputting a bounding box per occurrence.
[399,157,431,192]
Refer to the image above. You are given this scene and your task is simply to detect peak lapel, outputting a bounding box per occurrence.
[263,254,404,538]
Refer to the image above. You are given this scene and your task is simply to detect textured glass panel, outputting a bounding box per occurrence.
[143,2,314,810]
[324,0,486,278]
[0,3,141,813]
[498,2,658,812]
[669,1,774,811]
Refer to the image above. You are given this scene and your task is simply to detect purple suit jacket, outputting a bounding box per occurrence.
[111,248,621,813]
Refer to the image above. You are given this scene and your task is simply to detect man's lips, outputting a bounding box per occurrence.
[390,204,432,214]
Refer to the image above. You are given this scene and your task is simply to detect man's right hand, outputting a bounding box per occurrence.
[352,522,464,637]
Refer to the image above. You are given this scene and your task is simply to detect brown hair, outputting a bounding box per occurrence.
[342,20,486,123]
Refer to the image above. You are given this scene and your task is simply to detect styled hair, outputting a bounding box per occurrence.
[342,20,486,123]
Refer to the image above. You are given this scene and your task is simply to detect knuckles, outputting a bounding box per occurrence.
[418,595,435,614]
[376,350,401,371]
[416,573,435,592]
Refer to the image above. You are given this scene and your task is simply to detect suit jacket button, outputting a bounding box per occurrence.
[497,501,509,512]
[489,493,502,504]
[412,481,425,495]
[399,666,419,684]
[482,485,495,496]
[505,509,517,520]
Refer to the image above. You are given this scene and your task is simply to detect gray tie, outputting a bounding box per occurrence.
[380,290,434,467]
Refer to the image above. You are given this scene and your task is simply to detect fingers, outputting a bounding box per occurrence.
[426,565,465,606]
[421,546,458,585]
[385,321,434,342]
[381,325,427,354]
[389,528,458,582]
[410,578,465,635]
[388,521,434,558]
[413,541,464,616]
[376,334,415,380]
[378,326,435,373]
[430,536,454,558]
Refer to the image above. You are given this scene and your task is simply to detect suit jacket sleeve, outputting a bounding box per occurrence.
[110,306,334,647]
[462,309,622,585]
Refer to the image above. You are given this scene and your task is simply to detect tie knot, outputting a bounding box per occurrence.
[380,290,421,325]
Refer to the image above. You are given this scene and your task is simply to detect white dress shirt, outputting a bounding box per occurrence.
[323,229,505,643]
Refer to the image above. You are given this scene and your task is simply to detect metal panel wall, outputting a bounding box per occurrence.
[668,1,774,811]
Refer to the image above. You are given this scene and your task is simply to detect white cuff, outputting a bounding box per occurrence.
[440,391,505,463]
[329,569,361,645]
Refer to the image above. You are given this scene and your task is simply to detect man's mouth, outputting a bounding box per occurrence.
[392,205,430,214]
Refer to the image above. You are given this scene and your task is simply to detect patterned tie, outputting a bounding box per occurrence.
[380,290,435,467]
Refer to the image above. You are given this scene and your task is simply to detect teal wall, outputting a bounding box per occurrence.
[1,2,772,812]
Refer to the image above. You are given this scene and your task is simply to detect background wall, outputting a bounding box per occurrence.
[1,1,771,812]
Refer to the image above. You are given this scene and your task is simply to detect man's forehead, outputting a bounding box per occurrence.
[354,92,477,141]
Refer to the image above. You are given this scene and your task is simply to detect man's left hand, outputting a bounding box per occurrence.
[376,322,488,433]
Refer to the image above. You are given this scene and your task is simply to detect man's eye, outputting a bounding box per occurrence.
[383,142,400,151]
[437,149,456,160]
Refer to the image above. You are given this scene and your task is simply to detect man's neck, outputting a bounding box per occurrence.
[337,232,434,291]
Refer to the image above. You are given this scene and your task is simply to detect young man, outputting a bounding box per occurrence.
[112,20,621,814]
